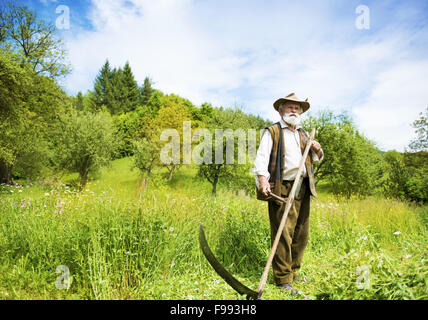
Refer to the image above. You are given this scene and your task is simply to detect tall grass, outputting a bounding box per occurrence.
[0,157,426,300]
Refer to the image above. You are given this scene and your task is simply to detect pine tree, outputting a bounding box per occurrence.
[122,61,139,112]
[92,60,111,110]
[75,91,84,111]
[105,67,125,115]
[140,76,154,106]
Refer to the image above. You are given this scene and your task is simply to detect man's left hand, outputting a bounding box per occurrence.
[311,141,322,158]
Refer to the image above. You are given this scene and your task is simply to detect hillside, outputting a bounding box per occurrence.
[0,157,427,300]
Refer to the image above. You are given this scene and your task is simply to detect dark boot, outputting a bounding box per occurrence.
[277,283,299,295]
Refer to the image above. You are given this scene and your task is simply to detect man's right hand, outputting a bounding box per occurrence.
[258,175,271,196]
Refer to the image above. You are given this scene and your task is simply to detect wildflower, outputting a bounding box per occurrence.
[169,226,174,232]
[393,231,401,236]
[21,203,26,208]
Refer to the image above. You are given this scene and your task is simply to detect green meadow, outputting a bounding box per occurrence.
[0,157,426,300]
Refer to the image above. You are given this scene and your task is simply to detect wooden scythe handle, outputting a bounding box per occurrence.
[256,128,316,299]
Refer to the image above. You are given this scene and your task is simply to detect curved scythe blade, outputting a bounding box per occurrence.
[198,223,258,300]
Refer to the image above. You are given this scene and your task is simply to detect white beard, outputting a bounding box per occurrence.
[282,113,301,127]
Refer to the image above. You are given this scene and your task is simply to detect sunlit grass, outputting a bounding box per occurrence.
[0,157,426,300]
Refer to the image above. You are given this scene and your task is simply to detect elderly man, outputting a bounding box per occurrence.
[254,93,323,295]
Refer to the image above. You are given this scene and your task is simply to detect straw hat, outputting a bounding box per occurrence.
[273,93,310,113]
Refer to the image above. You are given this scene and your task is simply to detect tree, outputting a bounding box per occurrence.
[74,92,85,111]
[92,61,142,115]
[53,110,119,189]
[301,110,384,198]
[140,76,154,106]
[131,94,192,192]
[152,95,192,180]
[409,107,427,152]
[0,4,7,43]
[197,106,267,195]
[403,151,428,203]
[0,50,31,183]
[132,137,160,194]
[105,67,126,114]
[382,151,408,199]
[1,2,70,79]
[92,60,111,110]
[144,89,164,118]
[401,108,428,203]
[122,61,140,113]
[0,50,70,183]
[131,119,162,193]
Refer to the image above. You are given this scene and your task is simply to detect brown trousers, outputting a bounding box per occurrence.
[268,178,311,284]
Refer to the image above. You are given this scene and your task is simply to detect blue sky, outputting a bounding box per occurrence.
[18,0,428,151]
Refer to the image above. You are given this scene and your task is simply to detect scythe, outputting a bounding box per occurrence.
[198,128,316,300]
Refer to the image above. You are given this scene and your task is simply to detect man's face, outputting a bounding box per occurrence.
[279,102,302,116]
[280,102,302,127]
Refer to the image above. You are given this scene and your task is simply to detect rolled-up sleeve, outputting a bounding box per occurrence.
[254,129,273,187]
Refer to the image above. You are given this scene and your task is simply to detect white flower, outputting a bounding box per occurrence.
[169,226,174,232]
[393,231,401,236]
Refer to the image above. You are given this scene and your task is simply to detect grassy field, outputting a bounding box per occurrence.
[0,157,427,300]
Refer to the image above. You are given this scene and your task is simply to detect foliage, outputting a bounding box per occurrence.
[0,157,426,300]
[0,50,70,183]
[91,60,111,111]
[91,60,141,115]
[302,110,385,198]
[409,107,427,152]
[381,108,428,203]
[131,93,194,188]
[113,109,144,157]
[402,151,428,203]
[131,138,160,192]
[382,151,409,199]
[0,2,70,79]
[53,110,120,189]
[139,76,154,106]
[198,106,270,195]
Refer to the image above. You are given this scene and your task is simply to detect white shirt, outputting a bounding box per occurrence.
[254,118,323,187]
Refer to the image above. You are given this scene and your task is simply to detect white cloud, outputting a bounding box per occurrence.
[353,60,428,151]
[62,0,428,151]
